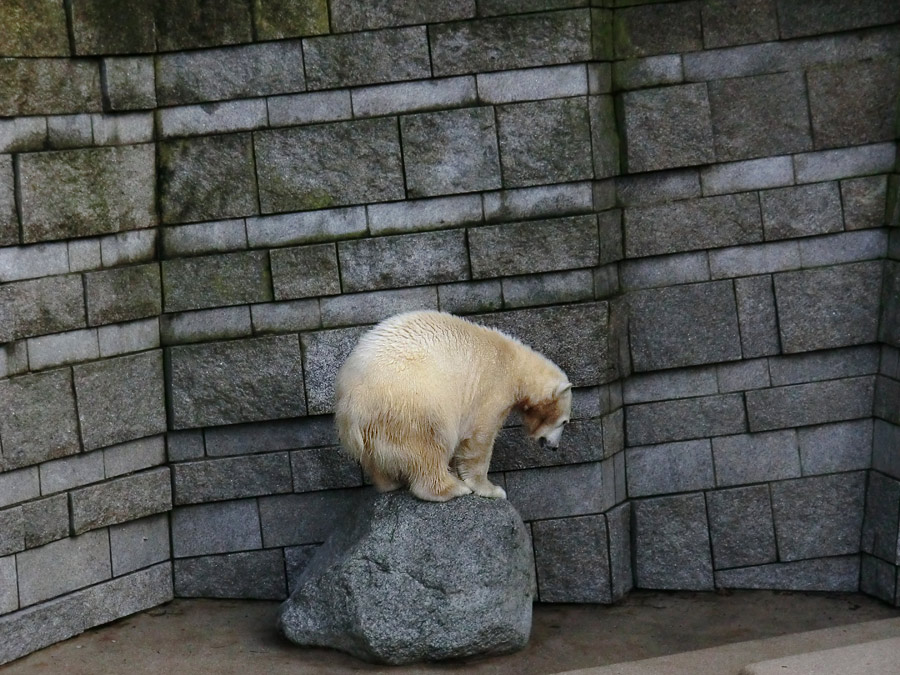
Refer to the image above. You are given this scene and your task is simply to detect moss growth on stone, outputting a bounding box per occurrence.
[0,0,69,56]
[253,0,329,40]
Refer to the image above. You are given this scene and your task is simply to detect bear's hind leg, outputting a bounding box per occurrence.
[407,437,472,502]
[359,454,403,493]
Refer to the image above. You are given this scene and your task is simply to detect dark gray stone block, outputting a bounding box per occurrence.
[173,454,293,505]
[167,335,306,429]
[775,0,900,39]
[270,244,340,300]
[633,493,714,591]
[623,367,717,406]
[73,351,166,450]
[590,96,619,180]
[715,556,860,592]
[798,420,873,475]
[505,463,605,521]
[490,420,605,472]
[496,98,593,188]
[774,262,882,353]
[291,447,363,492]
[174,550,287,600]
[285,544,320,594]
[614,1,701,58]
[708,71,812,161]
[621,251,710,291]
[158,134,258,225]
[761,182,843,241]
[620,84,714,173]
[746,377,875,432]
[155,0,252,51]
[771,472,866,561]
[769,346,880,387]
[171,500,262,558]
[701,0,779,49]
[0,59,101,116]
[258,489,363,546]
[629,281,742,371]
[256,118,403,213]
[624,193,761,258]
[16,529,111,606]
[873,420,900,481]
[401,107,501,198]
[0,0,69,57]
[876,376,900,426]
[338,230,468,293]
[330,0,473,30]
[70,467,172,535]
[842,175,888,230]
[861,471,900,564]
[533,515,611,603]
[438,280,503,315]
[607,503,633,600]
[71,0,156,54]
[109,514,170,576]
[0,275,86,343]
[626,394,747,447]
[0,368,80,471]
[626,440,714,498]
[707,485,777,570]
[301,327,368,415]
[616,169,701,207]
[253,0,329,39]
[430,11,591,77]
[321,287,438,328]
[469,215,598,279]
[18,145,155,243]
[85,263,161,326]
[735,275,780,358]
[205,416,338,457]
[22,494,69,549]
[162,251,272,313]
[860,554,898,605]
[712,431,800,487]
[278,492,534,664]
[160,307,253,346]
[0,507,23,556]
[102,57,157,111]
[0,156,17,246]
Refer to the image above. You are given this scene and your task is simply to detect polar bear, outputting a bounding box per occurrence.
[335,310,572,502]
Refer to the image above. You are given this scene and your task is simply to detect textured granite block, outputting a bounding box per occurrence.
[270,244,340,300]
[22,494,69,549]
[157,99,267,139]
[162,220,247,257]
[97,317,160,358]
[291,447,363,492]
[367,195,482,236]
[717,359,771,393]
[496,98,593,188]
[701,0,778,48]
[67,238,102,272]
[204,416,337,457]
[73,351,166,450]
[716,556,860,592]
[0,0,69,56]
[501,270,594,309]
[84,264,161,326]
[606,503,632,600]
[861,471,900,563]
[616,169,701,207]
[0,241,69,283]
[160,307,252,346]
[17,144,155,243]
[469,215,598,279]
[0,508,23,556]
[351,77,476,118]
[761,182,843,241]
[102,57,156,111]
[247,208,367,248]
[338,230,468,293]
[0,155,17,245]
[109,514,170,576]
[484,182,593,223]
[174,550,287,600]
[774,262,882,353]
[628,281,742,371]
[70,0,155,54]
[258,489,360,546]
[430,11,592,77]
[0,59,101,116]
[712,430,800,487]
[321,287,438,328]
[401,107,501,198]
[301,326,369,415]
[626,440,714,497]
[256,118,403,213]
[701,156,794,197]
[747,377,875,432]
[614,1,701,58]
[769,346,880,387]
[590,95,620,180]
[860,554,897,604]
[477,65,587,105]
[99,229,157,267]
[167,335,306,429]
[0,274,86,343]
[0,368,80,471]
[437,280,503,315]
[505,463,605,521]
[735,275,780,358]
[16,529,111,607]
[708,72,812,162]
[0,341,29,379]
[623,367,718,405]
[70,468,172,535]
[842,175,889,230]
[490,419,605,472]
[104,435,166,478]
[624,193,761,258]
[268,90,351,127]
[883,262,900,349]
[173,453,292,505]
[251,299,321,335]
[633,493,714,591]
[0,117,48,154]
[155,0,252,51]
[171,500,262,558]
[708,241,801,280]
[612,55,683,91]
[0,555,16,613]
[619,84,714,173]
[873,420,900,481]
[793,143,896,184]
[621,251,710,291]
[253,0,328,39]
[91,112,153,146]
[875,376,900,425]
[771,472,866,561]
[304,27,430,90]
[285,545,320,593]
[38,452,103,496]
[331,0,472,30]
[533,515,611,603]
[0,466,39,509]
[707,485,777,570]
[167,430,204,462]
[158,134,258,224]
[776,0,900,39]
[26,328,99,371]
[161,251,271,313]
[626,394,746,447]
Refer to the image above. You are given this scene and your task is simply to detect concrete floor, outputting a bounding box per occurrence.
[2,590,898,674]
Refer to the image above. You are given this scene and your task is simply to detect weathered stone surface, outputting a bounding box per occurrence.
[701,0,778,49]
[84,263,161,326]
[861,471,900,563]
[0,555,16,613]
[16,529,111,607]
[175,550,287,600]
[496,98,593,188]
[0,368,80,471]
[505,463,605,521]
[0,275,85,342]
[533,515,611,603]
[502,270,594,309]
[0,155,16,246]
[97,317,160,358]
[477,64,587,105]
[624,193,761,258]
[331,0,473,31]
[860,554,897,604]
[338,230,468,293]
[614,1,701,58]
[799,420,873,475]
[629,281,742,371]
[278,492,534,664]
[747,377,875,432]
[707,485,777,570]
[623,367,718,405]
[734,275,780,358]
[270,244,340,300]
[775,0,900,39]
[627,394,746,447]
[253,0,327,39]
[321,287,437,329]
[626,440,714,497]
[70,467,172,535]
[761,182,843,241]
[301,326,368,415]
[26,328,99,371]
[712,430,800,487]
[0,59,101,116]
[873,420,900,480]
[430,11,591,77]
[708,71,812,161]
[161,251,271,313]
[158,134,258,224]
[160,306,252,346]
[256,119,403,213]
[38,452,103,496]
[620,84,714,173]
[633,493,713,590]
[771,472,866,561]
[173,453,292,505]
[485,182,594,223]
[103,435,166,478]
[842,175,888,230]
[469,215,598,279]
[204,415,337,457]
[259,489,359,546]
[291,447,363,492]
[491,419,604,472]
[103,57,156,111]
[155,0,252,51]
[401,107,501,198]
[0,0,69,56]
[71,0,155,54]
[171,500,262,557]
[109,514,170,576]
[18,144,155,243]
[438,280,503,315]
[716,556,860,592]
[774,262,882,353]
[251,299,321,335]
[73,350,167,450]
[0,507,23,556]
[22,494,69,549]
[794,142,896,184]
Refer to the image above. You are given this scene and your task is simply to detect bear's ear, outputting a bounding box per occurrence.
[554,382,572,398]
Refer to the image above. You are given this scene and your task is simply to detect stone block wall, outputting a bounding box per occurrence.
[0,0,898,664]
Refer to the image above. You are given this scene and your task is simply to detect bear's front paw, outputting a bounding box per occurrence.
[474,483,507,500]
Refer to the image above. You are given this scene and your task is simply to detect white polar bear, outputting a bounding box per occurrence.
[335,310,572,502]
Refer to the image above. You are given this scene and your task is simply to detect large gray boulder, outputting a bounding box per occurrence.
[278,491,535,664]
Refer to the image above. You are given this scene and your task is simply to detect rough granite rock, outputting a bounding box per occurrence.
[278,491,535,664]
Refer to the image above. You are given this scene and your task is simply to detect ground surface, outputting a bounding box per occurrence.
[2,590,898,674]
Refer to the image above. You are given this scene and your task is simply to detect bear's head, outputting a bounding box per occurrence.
[519,380,572,450]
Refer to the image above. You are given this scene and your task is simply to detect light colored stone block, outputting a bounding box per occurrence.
[794,142,896,183]
[16,529,111,606]
[483,182,593,222]
[100,229,157,266]
[368,195,482,235]
[157,100,267,138]
[91,113,154,145]
[476,65,587,104]
[0,117,47,153]
[109,514,170,576]
[321,287,437,328]
[104,435,167,478]
[97,318,160,357]
[161,219,247,257]
[0,467,40,508]
[246,207,367,247]
[268,90,351,127]
[0,555,16,613]
[351,76,476,117]
[0,243,69,283]
[68,238,102,272]
[701,156,794,196]
[27,328,100,371]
